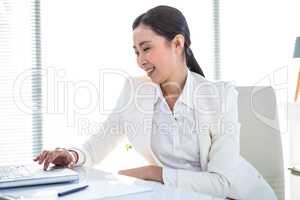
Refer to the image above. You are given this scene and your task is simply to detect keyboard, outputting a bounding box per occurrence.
[0,165,32,180]
[0,164,79,188]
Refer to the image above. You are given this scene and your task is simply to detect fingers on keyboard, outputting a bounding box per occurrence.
[44,152,58,170]
[39,151,49,164]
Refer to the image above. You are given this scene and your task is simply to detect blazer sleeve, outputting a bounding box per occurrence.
[163,82,241,198]
[74,79,133,167]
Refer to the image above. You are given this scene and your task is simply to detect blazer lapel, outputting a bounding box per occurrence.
[190,73,212,171]
[128,81,162,165]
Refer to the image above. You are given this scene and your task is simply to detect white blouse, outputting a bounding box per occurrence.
[151,70,202,185]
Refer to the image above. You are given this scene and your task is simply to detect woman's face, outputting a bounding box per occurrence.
[133,24,180,84]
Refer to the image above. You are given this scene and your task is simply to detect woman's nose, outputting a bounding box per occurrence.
[138,56,147,69]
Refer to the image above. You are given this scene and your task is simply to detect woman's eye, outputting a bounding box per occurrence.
[143,47,150,52]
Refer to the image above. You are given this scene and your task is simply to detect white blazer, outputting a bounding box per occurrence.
[78,71,277,200]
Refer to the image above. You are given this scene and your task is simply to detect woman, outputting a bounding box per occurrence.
[34,5,276,199]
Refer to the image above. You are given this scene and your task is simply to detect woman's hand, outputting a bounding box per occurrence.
[33,148,78,171]
[118,165,163,183]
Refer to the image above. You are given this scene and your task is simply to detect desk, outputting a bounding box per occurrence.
[1,167,223,200]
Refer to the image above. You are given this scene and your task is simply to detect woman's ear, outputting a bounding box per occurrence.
[172,34,185,54]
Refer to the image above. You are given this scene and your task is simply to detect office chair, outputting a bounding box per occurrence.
[236,86,285,200]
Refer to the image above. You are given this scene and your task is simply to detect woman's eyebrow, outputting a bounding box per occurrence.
[133,41,151,49]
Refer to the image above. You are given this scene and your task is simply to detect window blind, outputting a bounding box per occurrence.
[0,0,42,165]
[212,0,221,80]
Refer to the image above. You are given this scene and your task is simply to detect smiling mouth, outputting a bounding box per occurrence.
[146,67,155,77]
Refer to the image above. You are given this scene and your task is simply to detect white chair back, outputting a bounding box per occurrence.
[236,86,285,200]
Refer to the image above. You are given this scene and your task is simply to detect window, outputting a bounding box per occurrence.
[0,0,42,165]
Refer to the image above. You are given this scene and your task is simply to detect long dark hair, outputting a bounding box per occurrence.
[132,5,205,77]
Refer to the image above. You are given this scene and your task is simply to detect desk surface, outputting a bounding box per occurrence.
[1,167,223,200]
